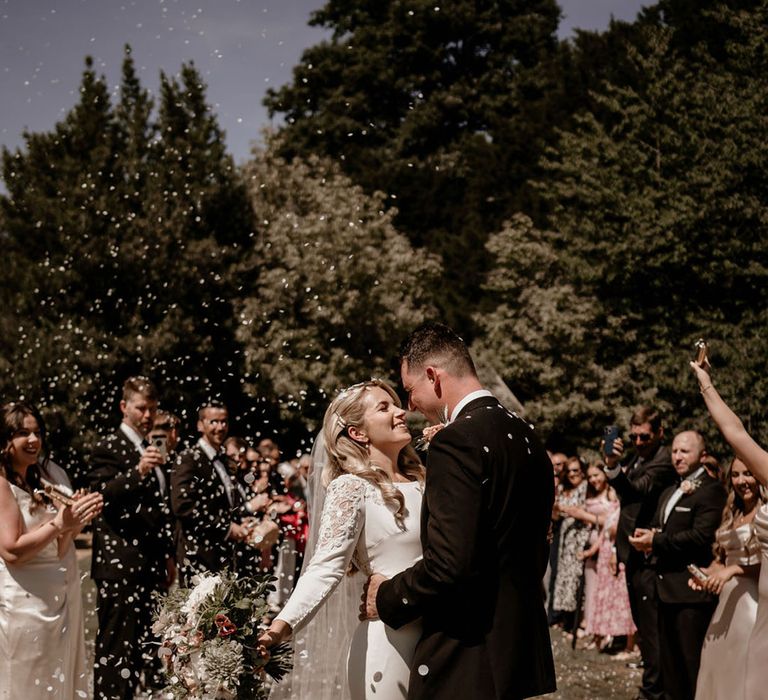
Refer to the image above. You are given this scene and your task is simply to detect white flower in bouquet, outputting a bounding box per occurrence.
[153,570,292,698]
[182,573,222,622]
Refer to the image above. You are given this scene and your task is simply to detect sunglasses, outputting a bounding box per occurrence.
[629,432,653,443]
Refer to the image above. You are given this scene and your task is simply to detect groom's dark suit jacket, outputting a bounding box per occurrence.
[377,396,556,699]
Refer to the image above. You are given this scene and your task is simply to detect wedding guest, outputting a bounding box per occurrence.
[268,458,310,609]
[694,457,762,700]
[87,376,175,698]
[547,452,569,623]
[566,463,636,653]
[0,401,102,700]
[629,430,726,700]
[605,406,677,700]
[560,462,624,646]
[171,401,249,584]
[552,457,590,631]
[149,410,181,456]
[258,436,289,495]
[689,359,768,699]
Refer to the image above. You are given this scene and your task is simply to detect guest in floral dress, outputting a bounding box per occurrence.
[563,462,636,651]
[552,457,590,629]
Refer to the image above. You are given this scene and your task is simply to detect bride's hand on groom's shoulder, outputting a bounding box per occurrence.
[360,573,387,621]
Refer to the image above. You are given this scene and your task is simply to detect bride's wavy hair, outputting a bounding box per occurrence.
[322,378,424,528]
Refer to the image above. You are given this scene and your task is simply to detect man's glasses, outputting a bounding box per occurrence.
[629,432,653,443]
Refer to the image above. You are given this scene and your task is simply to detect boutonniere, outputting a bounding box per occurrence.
[414,423,445,451]
[680,476,704,494]
[413,406,449,451]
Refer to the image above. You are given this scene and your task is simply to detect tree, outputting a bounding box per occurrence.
[0,51,254,464]
[236,137,440,432]
[264,0,565,324]
[534,2,768,446]
[473,214,642,449]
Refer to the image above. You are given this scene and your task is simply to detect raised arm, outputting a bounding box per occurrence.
[691,361,768,485]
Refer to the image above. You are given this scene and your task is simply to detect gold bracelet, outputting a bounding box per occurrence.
[700,385,713,394]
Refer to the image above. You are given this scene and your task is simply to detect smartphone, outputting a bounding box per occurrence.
[152,435,168,461]
[687,564,709,582]
[603,425,620,457]
[694,338,708,365]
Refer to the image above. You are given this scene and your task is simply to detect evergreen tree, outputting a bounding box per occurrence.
[264,0,564,325]
[0,52,254,462]
[534,2,768,445]
[473,214,638,447]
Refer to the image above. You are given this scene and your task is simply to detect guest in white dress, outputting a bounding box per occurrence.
[694,458,763,700]
[690,360,768,699]
[0,401,102,700]
[260,379,425,700]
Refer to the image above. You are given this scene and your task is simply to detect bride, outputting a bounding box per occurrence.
[260,378,424,700]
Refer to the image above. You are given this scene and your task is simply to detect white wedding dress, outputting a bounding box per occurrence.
[274,473,423,700]
[0,481,88,700]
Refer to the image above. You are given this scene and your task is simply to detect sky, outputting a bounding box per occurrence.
[0,0,649,165]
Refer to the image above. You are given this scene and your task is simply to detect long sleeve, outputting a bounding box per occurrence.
[610,461,676,502]
[276,474,366,633]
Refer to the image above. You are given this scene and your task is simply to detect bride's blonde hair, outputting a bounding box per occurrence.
[322,379,424,528]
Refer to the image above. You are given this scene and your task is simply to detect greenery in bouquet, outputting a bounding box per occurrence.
[152,571,292,699]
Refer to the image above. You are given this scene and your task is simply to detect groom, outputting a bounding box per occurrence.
[362,323,556,699]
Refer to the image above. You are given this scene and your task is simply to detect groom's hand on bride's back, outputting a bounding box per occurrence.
[360,573,387,621]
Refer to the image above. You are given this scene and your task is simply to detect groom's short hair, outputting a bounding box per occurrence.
[400,322,477,378]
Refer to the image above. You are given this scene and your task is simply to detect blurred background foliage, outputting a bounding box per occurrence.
[1,1,766,467]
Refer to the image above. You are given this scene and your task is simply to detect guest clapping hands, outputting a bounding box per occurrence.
[0,401,102,700]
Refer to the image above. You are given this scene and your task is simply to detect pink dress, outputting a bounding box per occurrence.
[585,499,636,636]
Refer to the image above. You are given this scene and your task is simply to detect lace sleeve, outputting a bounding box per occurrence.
[275,474,367,632]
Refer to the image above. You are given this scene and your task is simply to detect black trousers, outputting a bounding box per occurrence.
[658,600,714,700]
[626,560,663,700]
[94,579,159,700]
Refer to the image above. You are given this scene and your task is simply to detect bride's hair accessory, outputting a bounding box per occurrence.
[334,413,347,430]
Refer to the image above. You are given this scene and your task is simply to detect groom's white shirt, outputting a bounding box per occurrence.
[448,389,493,423]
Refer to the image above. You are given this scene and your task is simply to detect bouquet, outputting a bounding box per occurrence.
[152,571,291,699]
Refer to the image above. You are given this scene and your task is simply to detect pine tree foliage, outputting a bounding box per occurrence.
[0,50,252,461]
[527,2,768,446]
[264,0,565,322]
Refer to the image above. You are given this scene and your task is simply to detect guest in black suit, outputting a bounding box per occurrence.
[171,401,249,585]
[87,376,175,700]
[364,323,556,699]
[604,406,677,700]
[630,430,726,700]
